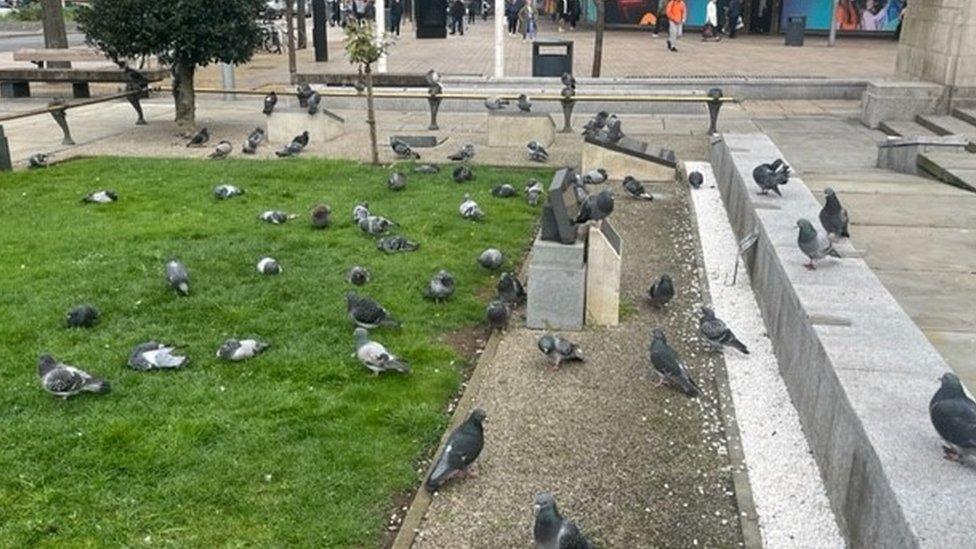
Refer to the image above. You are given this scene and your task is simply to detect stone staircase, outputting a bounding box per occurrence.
[878,107,976,192]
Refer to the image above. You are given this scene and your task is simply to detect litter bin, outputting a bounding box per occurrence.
[785,15,806,46]
[532,40,574,78]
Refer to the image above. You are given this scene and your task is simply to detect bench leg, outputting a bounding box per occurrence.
[1,81,30,98]
[560,97,576,133]
[50,108,75,146]
[427,95,442,131]
[72,82,91,99]
[126,91,147,125]
[0,126,12,172]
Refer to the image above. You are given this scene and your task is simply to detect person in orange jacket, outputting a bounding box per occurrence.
[665,0,687,51]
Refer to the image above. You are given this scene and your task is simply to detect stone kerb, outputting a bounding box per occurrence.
[266,107,345,145]
[486,110,555,148]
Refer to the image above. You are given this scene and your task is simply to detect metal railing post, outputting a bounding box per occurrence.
[707,88,724,136]
[48,103,75,145]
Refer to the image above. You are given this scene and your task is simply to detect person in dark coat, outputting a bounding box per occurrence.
[505,0,519,35]
[450,0,466,35]
[728,0,742,37]
[389,0,403,34]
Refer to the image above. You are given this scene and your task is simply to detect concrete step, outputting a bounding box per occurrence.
[915,114,976,151]
[878,119,936,138]
[917,150,976,193]
[952,107,976,127]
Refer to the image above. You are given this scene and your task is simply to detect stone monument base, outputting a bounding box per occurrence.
[487,111,555,148]
[859,81,946,129]
[526,235,585,331]
[581,141,675,182]
[266,109,345,145]
[585,221,622,327]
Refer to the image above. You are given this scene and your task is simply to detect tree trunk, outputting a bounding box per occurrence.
[365,64,379,165]
[591,0,605,77]
[297,0,308,48]
[172,62,196,132]
[41,0,69,68]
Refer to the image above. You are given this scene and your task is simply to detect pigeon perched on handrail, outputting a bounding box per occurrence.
[459,194,484,220]
[66,305,99,328]
[930,372,976,463]
[82,190,117,204]
[208,140,232,159]
[128,341,188,371]
[377,235,420,253]
[534,492,593,549]
[517,93,532,112]
[796,218,840,270]
[347,265,371,285]
[346,292,400,329]
[819,187,850,239]
[241,127,265,154]
[647,274,674,308]
[216,339,269,361]
[214,184,244,200]
[560,72,576,89]
[354,328,410,374]
[186,127,209,147]
[448,143,475,162]
[390,137,420,159]
[425,69,442,95]
[425,408,486,492]
[752,159,791,196]
[165,260,190,296]
[699,307,749,354]
[262,91,277,115]
[526,141,549,163]
[310,204,331,229]
[424,270,455,301]
[37,354,110,398]
[306,90,321,115]
[649,328,700,397]
[537,334,584,371]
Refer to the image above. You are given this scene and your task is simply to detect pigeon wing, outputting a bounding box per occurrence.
[932,398,976,449]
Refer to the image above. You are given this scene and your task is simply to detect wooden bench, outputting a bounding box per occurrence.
[1,49,168,99]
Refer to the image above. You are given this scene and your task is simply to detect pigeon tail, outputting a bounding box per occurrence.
[83,377,111,394]
[385,358,410,373]
[678,377,700,397]
[728,337,750,354]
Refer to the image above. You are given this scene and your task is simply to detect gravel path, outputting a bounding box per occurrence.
[412,179,744,547]
[685,161,844,548]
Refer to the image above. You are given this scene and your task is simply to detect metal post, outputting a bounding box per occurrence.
[828,0,839,46]
[427,95,442,130]
[494,0,504,77]
[297,0,308,48]
[0,126,12,171]
[312,0,329,62]
[285,0,298,81]
[125,91,147,125]
[220,63,236,101]
[376,0,387,73]
[560,97,575,133]
[49,107,74,145]
[706,88,724,136]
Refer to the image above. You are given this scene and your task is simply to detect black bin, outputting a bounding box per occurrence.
[785,15,806,46]
[532,39,574,77]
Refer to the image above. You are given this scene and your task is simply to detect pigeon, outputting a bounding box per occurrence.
[484,96,509,110]
[452,166,474,183]
[260,210,296,224]
[930,372,976,462]
[646,274,674,308]
[649,328,700,397]
[306,90,321,115]
[352,202,370,224]
[752,159,791,196]
[574,189,614,224]
[525,179,544,206]
[699,307,749,354]
[425,69,442,95]
[262,91,277,115]
[296,82,313,105]
[241,127,265,154]
[186,127,209,147]
[496,272,525,304]
[448,143,475,162]
[37,355,110,398]
[414,163,440,174]
[478,248,504,270]
[387,172,406,191]
[526,141,549,162]
[622,175,653,201]
[688,170,704,189]
[127,341,188,371]
[486,299,510,330]
[424,270,456,301]
[82,190,118,204]
[582,168,608,185]
[216,339,269,361]
[819,187,850,239]
[517,93,532,112]
[66,305,99,328]
[796,218,841,270]
[28,153,49,169]
[208,140,232,159]
[561,72,577,89]
[459,194,484,220]
[347,266,371,286]
[605,115,624,142]
[275,131,309,157]
[213,184,244,200]
[310,204,332,229]
[359,215,396,236]
[425,408,486,492]
[377,236,420,253]
[346,292,400,329]
[390,137,420,159]
[534,492,593,549]
[491,184,517,198]
[165,260,190,295]
[537,334,585,370]
[581,111,608,136]
[354,327,410,375]
[257,257,282,275]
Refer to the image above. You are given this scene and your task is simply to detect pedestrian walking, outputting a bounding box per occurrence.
[728,0,742,37]
[653,0,669,37]
[449,0,466,35]
[519,0,538,40]
[389,0,403,35]
[666,0,687,51]
[702,0,722,40]
[505,0,519,35]
[467,0,476,24]
[353,0,367,22]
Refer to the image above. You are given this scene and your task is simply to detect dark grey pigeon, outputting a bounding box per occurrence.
[622,175,653,201]
[347,265,371,285]
[752,159,791,196]
[491,184,517,198]
[561,72,576,89]
[390,137,420,159]
[387,172,406,191]
[448,143,475,162]
[425,408,486,492]
[28,153,49,169]
[186,127,209,147]
[82,190,118,204]
[296,82,313,106]
[354,327,410,374]
[208,140,232,159]
[260,210,296,224]
[306,90,321,115]
[496,272,525,304]
[359,215,396,236]
[797,218,840,270]
[647,274,674,308]
[38,354,110,398]
[242,127,265,154]
[262,91,277,115]
[581,111,608,137]
[459,194,484,220]
[478,248,504,270]
[213,184,244,200]
[257,257,282,275]
[66,305,99,328]
[930,372,976,463]
[216,339,269,361]
[310,204,331,229]
[534,492,593,549]
[128,341,188,371]
[526,141,549,162]
[537,334,585,370]
[525,179,544,206]
[486,299,510,330]
[377,236,419,253]
[699,307,749,354]
[346,292,400,329]
[425,69,442,95]
[165,260,190,296]
[352,202,369,224]
[424,270,455,301]
[275,131,309,157]
[517,93,532,112]
[574,189,614,224]
[484,96,509,111]
[453,166,474,183]
[688,171,704,189]
[414,163,440,174]
[582,168,608,185]
[819,187,850,239]
[649,328,700,397]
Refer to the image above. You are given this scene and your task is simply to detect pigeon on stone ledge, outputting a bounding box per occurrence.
[796,218,840,270]
[699,307,749,354]
[930,372,976,463]
[819,187,850,240]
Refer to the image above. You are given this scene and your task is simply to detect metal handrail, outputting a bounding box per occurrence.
[0,89,140,124]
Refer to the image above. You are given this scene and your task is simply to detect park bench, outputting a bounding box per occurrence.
[1,48,168,99]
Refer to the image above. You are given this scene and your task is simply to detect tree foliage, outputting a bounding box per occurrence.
[343,21,393,70]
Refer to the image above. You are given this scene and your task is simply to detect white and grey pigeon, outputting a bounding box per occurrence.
[260,210,297,224]
[496,272,525,304]
[525,179,544,206]
[216,339,269,361]
[486,299,510,330]
[574,189,614,224]
[647,274,674,308]
[649,328,700,397]
[213,184,244,200]
[377,235,420,253]
[28,153,49,169]
[346,292,400,329]
[165,260,190,296]
[819,187,850,239]
[208,140,232,159]
[306,90,321,115]
[452,165,474,183]
[534,492,593,549]
[241,127,265,154]
[390,137,420,159]
[128,341,188,371]
[491,184,517,198]
[37,354,110,398]
[186,127,209,147]
[517,93,532,112]
[930,372,976,463]
[359,215,396,236]
[66,305,99,328]
[387,172,406,191]
[459,194,484,220]
[347,265,371,286]
[262,91,277,115]
[582,168,608,185]
[82,190,118,204]
[311,204,332,229]
[352,202,370,224]
[537,334,585,371]
[478,248,504,270]
[526,141,549,162]
[797,218,841,270]
[257,257,282,275]
[699,307,749,354]
[448,143,475,162]
[622,175,653,201]
[424,269,455,301]
[353,327,410,374]
[484,96,509,111]
[425,408,486,492]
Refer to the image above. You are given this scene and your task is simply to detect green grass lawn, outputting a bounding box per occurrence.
[0,157,548,546]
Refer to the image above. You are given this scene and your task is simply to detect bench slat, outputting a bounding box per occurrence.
[0,67,170,83]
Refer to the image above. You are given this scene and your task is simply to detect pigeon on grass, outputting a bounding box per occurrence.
[66,305,99,328]
[377,236,420,253]
[213,184,244,200]
[82,190,117,204]
[257,257,282,275]
[359,215,396,236]
[353,328,410,375]
[452,165,474,183]
[387,172,406,191]
[128,341,188,371]
[346,292,400,329]
[28,153,49,169]
[424,270,456,301]
[425,408,486,492]
[491,184,517,198]
[310,204,332,229]
[347,266,371,286]
[478,248,504,270]
[459,194,484,220]
[216,339,269,361]
[38,355,109,398]
[165,260,190,296]
[260,210,297,224]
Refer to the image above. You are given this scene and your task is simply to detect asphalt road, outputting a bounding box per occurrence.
[0,31,85,53]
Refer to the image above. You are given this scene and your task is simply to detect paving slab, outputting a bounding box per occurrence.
[878,119,937,137]
[915,114,976,146]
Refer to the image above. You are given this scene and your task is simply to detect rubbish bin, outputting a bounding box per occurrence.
[532,40,574,78]
[785,15,806,47]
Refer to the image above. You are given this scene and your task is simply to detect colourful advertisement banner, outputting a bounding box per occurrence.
[604,0,708,27]
[780,0,903,31]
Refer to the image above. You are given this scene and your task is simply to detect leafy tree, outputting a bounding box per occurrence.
[344,22,393,165]
[77,0,264,131]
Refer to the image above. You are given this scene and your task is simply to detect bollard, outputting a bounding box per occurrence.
[49,106,75,146]
[0,125,12,171]
[427,95,442,131]
[706,88,724,136]
[560,97,575,133]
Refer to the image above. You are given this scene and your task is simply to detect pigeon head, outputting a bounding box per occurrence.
[651,328,666,343]
[534,491,557,511]
[937,372,967,399]
[824,187,836,198]
[538,334,555,354]
[353,327,369,343]
[468,408,487,425]
[37,354,58,376]
[596,190,615,213]
[700,306,716,320]
[436,270,455,285]
[796,218,816,238]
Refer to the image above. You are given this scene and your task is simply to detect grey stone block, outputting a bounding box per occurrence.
[876,134,970,174]
[526,236,585,331]
[859,80,947,129]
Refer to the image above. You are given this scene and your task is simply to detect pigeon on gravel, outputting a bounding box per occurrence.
[165,260,190,296]
[276,131,309,157]
[241,127,266,154]
[352,202,370,224]
[347,265,371,285]
[37,355,110,398]
[699,307,749,354]
[448,143,475,162]
[257,257,282,275]
[582,168,608,185]
[496,272,525,304]
[414,163,440,174]
[390,137,420,159]
[517,94,532,112]
[930,372,976,463]
[819,187,850,239]
[354,327,410,375]
[310,204,332,229]
[478,248,504,270]
[574,189,614,224]
[752,159,790,196]
[387,172,406,191]
[526,141,549,163]
[66,305,99,328]
[796,218,840,270]
[646,274,674,308]
[359,215,396,236]
[186,127,209,147]
[525,179,544,206]
[377,236,419,253]
[262,91,277,115]
[347,292,400,329]
[622,175,653,201]
[534,492,593,549]
[688,171,704,189]
[28,153,49,169]
[649,328,700,397]
[128,341,188,371]
[306,90,321,115]
[459,194,484,220]
[208,140,232,159]
[213,184,244,200]
[82,190,118,204]
[425,408,486,492]
[452,165,474,183]
[486,299,510,330]
[484,96,509,111]
[424,270,456,301]
[491,184,517,198]
[216,339,269,361]
[537,334,584,370]
[260,210,296,224]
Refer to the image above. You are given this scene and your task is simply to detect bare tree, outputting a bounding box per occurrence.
[591,0,605,77]
[345,22,394,165]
